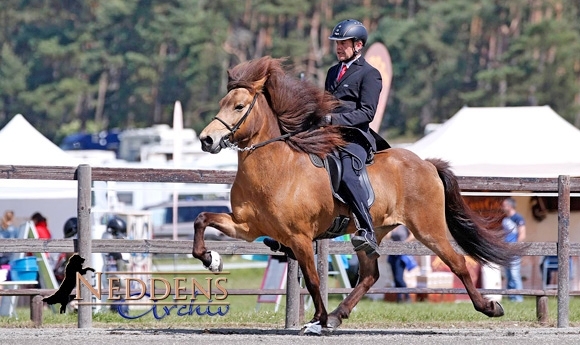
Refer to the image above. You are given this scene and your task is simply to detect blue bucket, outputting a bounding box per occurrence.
[9,257,39,281]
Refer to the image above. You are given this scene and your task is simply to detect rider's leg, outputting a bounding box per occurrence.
[339,144,379,259]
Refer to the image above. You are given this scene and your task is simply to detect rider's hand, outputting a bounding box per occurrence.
[316,114,333,127]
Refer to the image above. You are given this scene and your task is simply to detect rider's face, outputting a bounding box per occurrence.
[335,39,362,62]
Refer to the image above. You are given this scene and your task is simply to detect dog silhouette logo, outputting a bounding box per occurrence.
[43,254,94,313]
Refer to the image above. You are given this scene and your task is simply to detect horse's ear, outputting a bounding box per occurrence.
[252,76,268,92]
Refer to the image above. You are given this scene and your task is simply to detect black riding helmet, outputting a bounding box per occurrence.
[63,217,78,238]
[328,19,368,46]
[107,217,127,237]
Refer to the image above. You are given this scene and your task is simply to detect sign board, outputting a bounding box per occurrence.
[23,221,59,291]
[257,256,287,311]
[364,42,393,133]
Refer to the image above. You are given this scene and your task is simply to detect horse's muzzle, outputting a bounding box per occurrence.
[200,135,222,153]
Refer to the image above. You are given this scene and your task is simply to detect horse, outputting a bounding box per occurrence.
[192,56,525,334]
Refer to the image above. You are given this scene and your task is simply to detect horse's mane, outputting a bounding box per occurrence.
[226,56,345,156]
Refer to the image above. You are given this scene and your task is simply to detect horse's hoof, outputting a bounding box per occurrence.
[483,300,505,317]
[299,321,322,336]
[321,326,335,335]
[204,251,223,272]
[326,314,342,330]
[493,301,505,317]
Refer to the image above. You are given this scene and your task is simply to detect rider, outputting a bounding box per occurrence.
[321,19,385,259]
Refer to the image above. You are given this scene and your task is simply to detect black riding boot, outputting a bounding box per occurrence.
[338,143,379,259]
[341,184,380,260]
[349,202,380,260]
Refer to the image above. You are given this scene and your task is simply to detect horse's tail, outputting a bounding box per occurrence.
[428,158,527,267]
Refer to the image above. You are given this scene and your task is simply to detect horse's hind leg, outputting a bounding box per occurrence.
[412,218,504,318]
[327,251,380,329]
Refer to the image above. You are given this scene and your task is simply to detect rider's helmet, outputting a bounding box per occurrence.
[63,217,78,238]
[106,217,127,238]
[328,19,368,46]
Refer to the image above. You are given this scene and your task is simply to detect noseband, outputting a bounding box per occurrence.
[212,91,291,152]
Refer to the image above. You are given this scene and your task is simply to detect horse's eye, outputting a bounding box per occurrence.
[235,104,245,111]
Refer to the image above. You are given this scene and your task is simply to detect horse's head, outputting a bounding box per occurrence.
[200,56,346,156]
[199,77,266,153]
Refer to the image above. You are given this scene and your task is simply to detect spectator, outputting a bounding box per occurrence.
[30,212,52,262]
[501,197,526,302]
[31,212,52,239]
[0,210,18,265]
[387,225,416,303]
[0,210,17,238]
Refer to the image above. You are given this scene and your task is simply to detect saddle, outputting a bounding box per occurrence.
[310,152,375,207]
[309,151,375,239]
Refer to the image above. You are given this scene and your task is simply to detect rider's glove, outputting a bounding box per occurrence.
[317,114,333,127]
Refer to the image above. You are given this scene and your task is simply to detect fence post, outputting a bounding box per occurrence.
[316,239,329,308]
[557,175,570,328]
[285,257,300,328]
[77,164,93,328]
[30,295,43,326]
[536,295,548,325]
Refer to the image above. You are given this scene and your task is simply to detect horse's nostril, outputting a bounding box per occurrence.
[200,136,214,151]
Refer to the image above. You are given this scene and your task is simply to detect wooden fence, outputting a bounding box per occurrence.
[1,164,579,329]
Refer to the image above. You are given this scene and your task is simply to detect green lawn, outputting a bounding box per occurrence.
[2,254,579,329]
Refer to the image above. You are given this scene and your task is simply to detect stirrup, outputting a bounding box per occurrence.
[351,233,380,260]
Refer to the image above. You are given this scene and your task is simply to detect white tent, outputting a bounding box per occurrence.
[0,114,79,236]
[408,106,580,178]
[0,114,80,167]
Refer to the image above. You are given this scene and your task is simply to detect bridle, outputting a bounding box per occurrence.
[212,91,291,152]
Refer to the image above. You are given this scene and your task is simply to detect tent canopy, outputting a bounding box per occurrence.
[0,114,79,199]
[0,114,80,166]
[407,106,580,178]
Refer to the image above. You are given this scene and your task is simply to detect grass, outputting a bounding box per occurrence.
[2,255,580,329]
[5,296,580,329]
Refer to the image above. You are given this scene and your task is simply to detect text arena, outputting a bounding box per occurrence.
[74,271,230,319]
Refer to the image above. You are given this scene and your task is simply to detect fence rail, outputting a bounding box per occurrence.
[3,164,580,191]
[1,239,580,256]
[1,165,579,329]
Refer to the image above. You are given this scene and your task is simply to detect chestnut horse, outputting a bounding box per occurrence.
[192,56,524,334]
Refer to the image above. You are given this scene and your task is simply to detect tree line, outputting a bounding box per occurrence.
[1,0,579,144]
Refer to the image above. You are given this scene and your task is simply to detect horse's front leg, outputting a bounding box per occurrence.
[327,250,380,330]
[288,236,328,335]
[192,212,251,271]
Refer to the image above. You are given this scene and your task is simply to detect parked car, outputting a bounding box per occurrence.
[144,199,234,240]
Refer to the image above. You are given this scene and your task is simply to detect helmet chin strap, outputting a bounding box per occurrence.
[344,50,361,63]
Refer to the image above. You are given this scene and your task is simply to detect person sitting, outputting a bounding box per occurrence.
[31,212,52,239]
[0,210,18,265]
[322,19,388,259]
